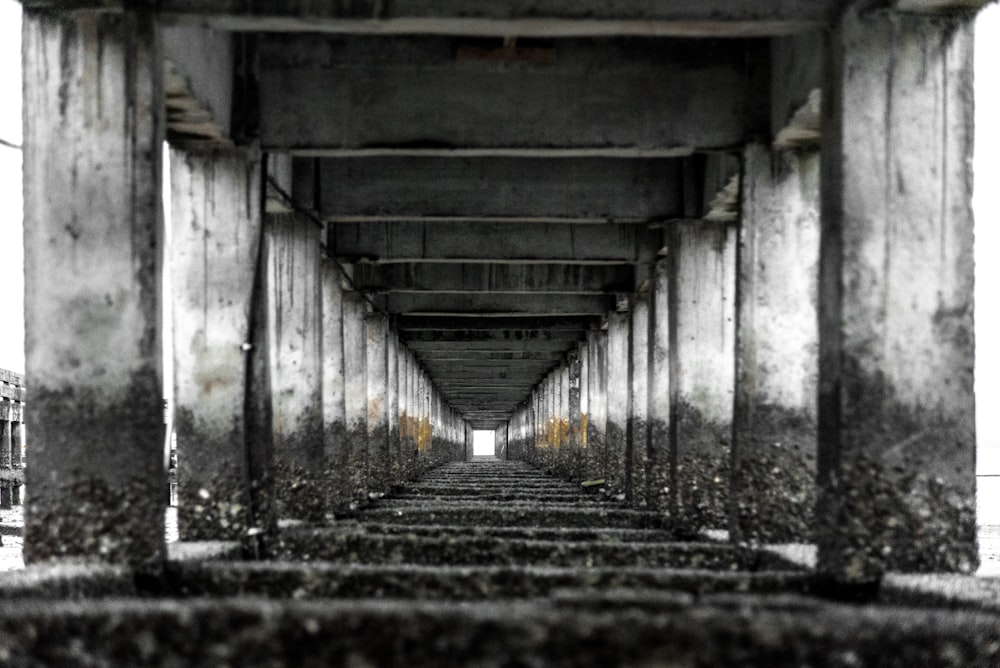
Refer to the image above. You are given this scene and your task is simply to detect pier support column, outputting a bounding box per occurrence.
[171,148,261,541]
[568,348,584,481]
[649,259,671,514]
[343,292,369,501]
[366,313,391,496]
[629,292,651,508]
[263,213,324,522]
[606,309,631,500]
[586,330,608,482]
[730,144,820,544]
[668,220,736,536]
[23,11,165,569]
[817,5,977,580]
[321,259,348,512]
[387,333,401,485]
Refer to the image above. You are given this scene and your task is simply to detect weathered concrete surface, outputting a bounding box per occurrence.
[648,259,671,514]
[668,220,736,536]
[320,258,349,513]
[730,144,819,543]
[263,213,325,523]
[628,293,650,507]
[259,36,764,154]
[342,292,370,502]
[22,11,166,570]
[817,6,977,582]
[585,330,608,483]
[329,220,660,264]
[606,311,630,499]
[170,148,260,542]
[317,157,682,221]
[366,314,392,496]
[102,0,838,37]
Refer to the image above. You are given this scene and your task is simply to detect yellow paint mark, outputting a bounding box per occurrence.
[417,418,433,452]
[581,413,588,447]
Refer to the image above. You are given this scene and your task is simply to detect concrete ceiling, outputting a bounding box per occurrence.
[152,0,825,429]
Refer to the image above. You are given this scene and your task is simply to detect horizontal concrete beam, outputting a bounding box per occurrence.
[260,37,764,154]
[330,222,661,264]
[354,264,633,294]
[412,351,565,362]
[402,329,585,343]
[376,292,612,316]
[408,340,579,353]
[149,0,836,36]
[397,315,595,332]
[315,157,681,221]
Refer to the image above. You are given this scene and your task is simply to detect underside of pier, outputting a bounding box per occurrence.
[3,0,998,664]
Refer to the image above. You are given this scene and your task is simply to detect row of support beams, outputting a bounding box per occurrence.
[508,5,979,579]
[18,0,982,587]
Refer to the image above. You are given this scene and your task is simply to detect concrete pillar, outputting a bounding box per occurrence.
[366,313,391,496]
[629,292,651,508]
[649,259,671,515]
[567,349,584,481]
[170,148,261,541]
[730,144,820,544]
[606,310,631,500]
[343,291,369,501]
[321,258,348,512]
[387,333,400,485]
[263,213,324,522]
[404,350,418,477]
[586,330,608,482]
[668,220,736,536]
[23,11,165,569]
[817,5,977,580]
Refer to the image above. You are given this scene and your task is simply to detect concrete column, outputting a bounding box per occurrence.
[586,330,608,482]
[321,258,348,512]
[23,11,165,569]
[342,292,369,501]
[417,370,431,467]
[668,220,736,536]
[387,333,400,485]
[263,213,324,522]
[649,259,671,514]
[171,148,261,541]
[567,349,584,481]
[365,313,391,496]
[606,310,631,500]
[730,144,820,543]
[404,350,418,477]
[629,292,651,508]
[817,5,977,580]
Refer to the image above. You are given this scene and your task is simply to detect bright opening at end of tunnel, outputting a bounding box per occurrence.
[473,430,496,457]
